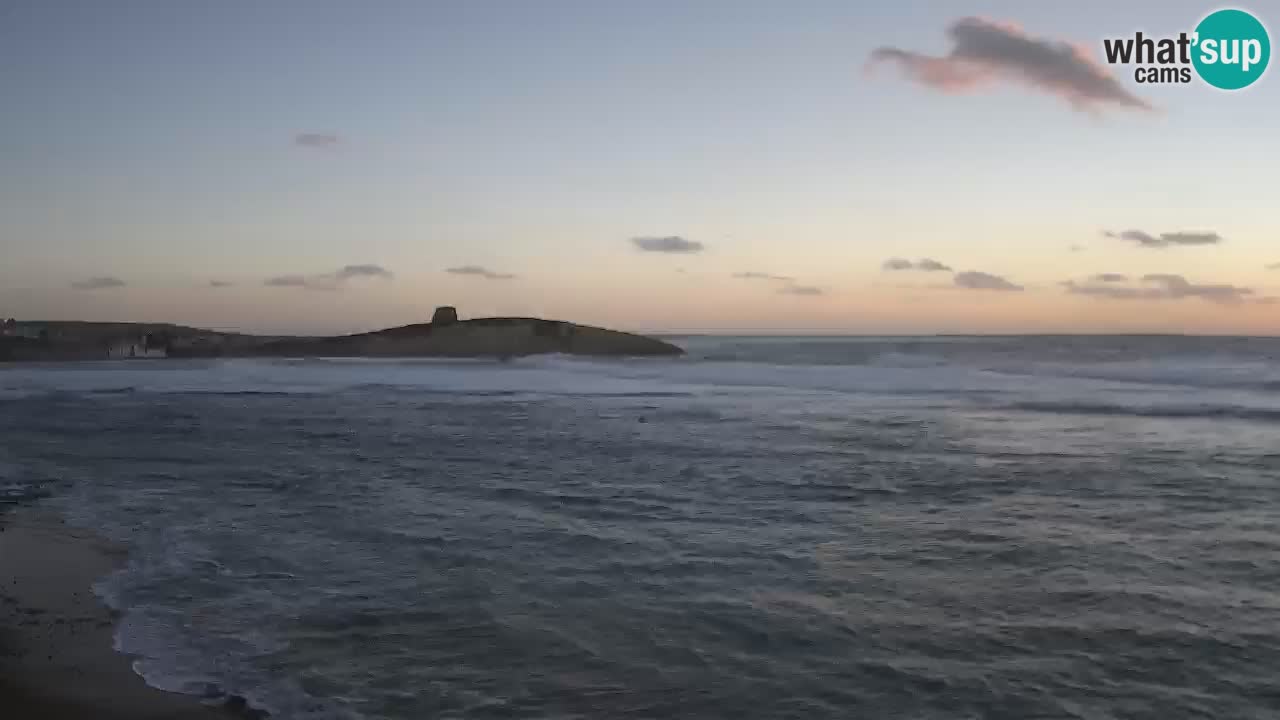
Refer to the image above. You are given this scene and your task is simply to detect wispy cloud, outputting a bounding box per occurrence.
[264,274,319,289]
[733,271,795,282]
[631,236,704,254]
[1063,274,1255,304]
[209,280,234,288]
[779,284,825,296]
[1103,229,1223,248]
[916,258,952,272]
[1268,262,1280,270]
[1142,274,1253,304]
[733,271,824,296]
[954,271,1024,291]
[72,276,126,290]
[335,264,394,281]
[883,257,952,272]
[868,17,1151,113]
[445,265,516,280]
[1091,273,1128,283]
[294,133,340,149]
[265,264,394,291]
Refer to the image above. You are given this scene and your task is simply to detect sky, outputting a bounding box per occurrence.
[1,0,1277,335]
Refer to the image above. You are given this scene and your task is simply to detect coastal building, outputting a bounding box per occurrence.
[1,318,15,336]
[107,334,168,359]
[11,322,46,339]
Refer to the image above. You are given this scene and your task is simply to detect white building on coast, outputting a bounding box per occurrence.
[107,335,168,359]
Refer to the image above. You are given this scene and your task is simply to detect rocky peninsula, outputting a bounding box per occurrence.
[0,307,683,361]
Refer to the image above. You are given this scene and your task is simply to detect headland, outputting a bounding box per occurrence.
[0,307,683,362]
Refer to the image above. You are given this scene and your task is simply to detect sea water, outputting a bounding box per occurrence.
[2,335,1279,719]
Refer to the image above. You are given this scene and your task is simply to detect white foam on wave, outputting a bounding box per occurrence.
[85,531,359,719]
[8,354,1278,420]
[993,358,1280,393]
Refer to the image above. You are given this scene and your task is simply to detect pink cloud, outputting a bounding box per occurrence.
[868,17,1152,113]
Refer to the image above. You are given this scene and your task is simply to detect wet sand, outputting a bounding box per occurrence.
[0,510,252,719]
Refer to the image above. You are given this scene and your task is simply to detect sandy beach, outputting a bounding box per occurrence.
[0,510,254,720]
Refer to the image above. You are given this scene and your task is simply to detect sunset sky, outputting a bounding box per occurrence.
[2,0,1277,335]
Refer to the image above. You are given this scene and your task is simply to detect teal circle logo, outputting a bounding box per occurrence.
[1192,9,1270,89]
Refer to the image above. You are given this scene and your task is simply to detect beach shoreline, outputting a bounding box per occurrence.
[0,509,260,720]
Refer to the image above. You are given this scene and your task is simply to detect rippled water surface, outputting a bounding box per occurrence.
[3,336,1280,719]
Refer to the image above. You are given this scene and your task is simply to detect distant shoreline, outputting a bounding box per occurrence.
[0,314,685,362]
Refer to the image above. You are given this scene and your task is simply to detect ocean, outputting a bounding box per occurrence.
[3,335,1280,719]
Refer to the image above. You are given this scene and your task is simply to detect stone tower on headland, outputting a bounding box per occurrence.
[431,306,459,326]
